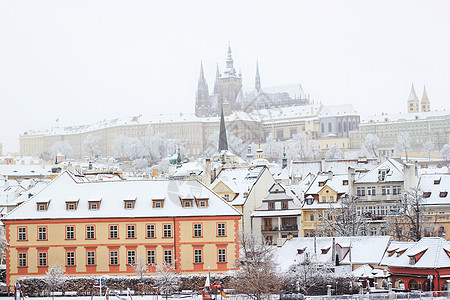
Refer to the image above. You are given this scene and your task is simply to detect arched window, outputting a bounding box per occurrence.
[328,123,332,132]
[408,279,419,291]
[344,122,347,132]
[395,278,405,289]
[338,122,341,133]
[321,123,324,133]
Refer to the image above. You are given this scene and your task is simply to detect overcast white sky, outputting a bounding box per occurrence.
[0,0,449,153]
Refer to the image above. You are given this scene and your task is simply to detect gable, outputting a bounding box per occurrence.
[212,181,234,194]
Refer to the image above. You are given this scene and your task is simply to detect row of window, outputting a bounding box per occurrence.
[268,201,289,210]
[356,186,401,197]
[18,248,227,268]
[17,223,227,241]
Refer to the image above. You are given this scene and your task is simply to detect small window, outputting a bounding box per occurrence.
[281,202,288,210]
[147,250,155,265]
[37,203,48,211]
[18,227,27,241]
[110,251,118,265]
[217,223,226,236]
[163,224,172,238]
[38,227,47,240]
[127,225,136,239]
[194,249,203,264]
[89,201,101,210]
[409,256,416,265]
[109,225,118,239]
[434,179,441,185]
[146,224,155,238]
[197,198,209,207]
[18,253,27,267]
[440,192,448,198]
[87,251,96,265]
[193,224,202,237]
[322,196,326,202]
[164,250,172,264]
[342,180,348,185]
[66,226,75,240]
[423,192,431,198]
[268,202,275,210]
[66,252,75,266]
[124,200,136,209]
[38,252,47,267]
[218,248,226,263]
[319,181,325,187]
[309,213,315,221]
[127,250,136,265]
[182,199,193,207]
[86,225,95,239]
[153,200,164,208]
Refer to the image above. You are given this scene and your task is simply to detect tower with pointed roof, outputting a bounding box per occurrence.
[255,61,261,93]
[218,105,228,152]
[421,85,430,112]
[407,83,420,113]
[216,44,242,116]
[195,62,210,117]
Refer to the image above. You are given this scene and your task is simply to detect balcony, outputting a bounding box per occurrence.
[261,224,298,232]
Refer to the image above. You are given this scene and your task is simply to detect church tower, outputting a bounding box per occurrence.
[255,61,261,93]
[407,83,420,113]
[216,44,243,116]
[421,85,430,112]
[195,62,210,117]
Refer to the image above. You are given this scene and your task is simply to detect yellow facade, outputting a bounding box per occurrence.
[5,215,239,285]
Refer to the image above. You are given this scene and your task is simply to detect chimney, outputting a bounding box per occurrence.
[205,159,212,185]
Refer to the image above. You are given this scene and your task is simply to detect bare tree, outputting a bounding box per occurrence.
[132,256,149,280]
[287,133,311,160]
[423,141,434,161]
[387,188,437,241]
[441,143,450,161]
[315,195,369,237]
[361,134,379,158]
[82,134,101,158]
[263,132,283,163]
[204,130,247,157]
[325,144,344,160]
[308,139,320,160]
[113,134,131,158]
[395,132,411,162]
[0,226,8,265]
[232,234,282,300]
[45,264,66,300]
[154,261,179,299]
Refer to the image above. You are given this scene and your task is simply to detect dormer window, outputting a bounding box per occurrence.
[152,199,164,208]
[124,200,136,209]
[440,192,448,198]
[321,247,330,254]
[196,198,209,208]
[65,199,79,211]
[88,199,101,210]
[319,181,325,187]
[297,247,306,254]
[342,180,348,185]
[409,256,416,265]
[378,169,389,181]
[268,202,275,210]
[182,199,194,208]
[423,192,431,198]
[36,198,50,211]
[434,178,441,185]
[282,202,288,210]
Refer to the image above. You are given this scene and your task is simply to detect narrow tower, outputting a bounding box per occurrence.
[218,106,228,152]
[421,85,430,112]
[195,61,209,117]
[255,61,261,93]
[407,83,419,113]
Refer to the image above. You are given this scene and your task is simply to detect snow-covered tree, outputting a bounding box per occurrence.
[287,133,310,160]
[132,256,149,280]
[441,143,450,161]
[315,194,369,237]
[423,141,434,161]
[154,261,179,299]
[308,139,320,160]
[0,226,8,264]
[361,134,379,158]
[113,135,131,158]
[45,264,66,300]
[125,138,146,160]
[50,141,74,160]
[82,134,101,158]
[204,130,247,158]
[132,158,149,174]
[143,126,170,161]
[325,144,344,160]
[232,234,282,300]
[262,132,283,163]
[395,132,411,162]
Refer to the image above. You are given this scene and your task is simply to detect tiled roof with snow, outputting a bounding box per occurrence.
[304,173,349,195]
[318,104,359,118]
[354,158,404,184]
[379,241,416,266]
[387,237,450,269]
[360,110,450,125]
[0,165,53,177]
[3,171,240,221]
[256,104,322,122]
[418,174,450,206]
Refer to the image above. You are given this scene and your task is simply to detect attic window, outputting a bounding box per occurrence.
[319,181,325,187]
[321,247,330,254]
[152,199,164,208]
[36,198,50,211]
[65,199,79,211]
[387,250,397,257]
[408,248,428,264]
[182,199,194,208]
[378,169,389,181]
[196,198,209,208]
[440,192,448,198]
[342,180,348,185]
[124,199,136,209]
[297,247,306,254]
[88,199,101,210]
[423,192,431,198]
[434,179,441,185]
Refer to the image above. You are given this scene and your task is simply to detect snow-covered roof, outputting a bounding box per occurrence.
[274,236,391,272]
[379,241,416,266]
[352,264,386,279]
[418,174,450,206]
[387,237,450,269]
[355,158,404,184]
[3,171,241,221]
[318,104,359,118]
[304,173,349,195]
[170,161,205,178]
[0,165,53,177]
[256,104,322,122]
[360,110,450,125]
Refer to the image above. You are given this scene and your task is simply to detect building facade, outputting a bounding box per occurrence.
[3,172,241,285]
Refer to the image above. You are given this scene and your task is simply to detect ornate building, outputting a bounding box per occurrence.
[195,45,310,117]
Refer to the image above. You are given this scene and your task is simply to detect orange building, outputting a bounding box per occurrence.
[3,172,241,285]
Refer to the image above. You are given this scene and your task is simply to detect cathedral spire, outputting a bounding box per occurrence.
[198,61,206,85]
[218,105,228,152]
[408,83,419,102]
[224,43,236,77]
[255,61,261,93]
[407,83,419,113]
[421,85,430,112]
[214,63,220,94]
